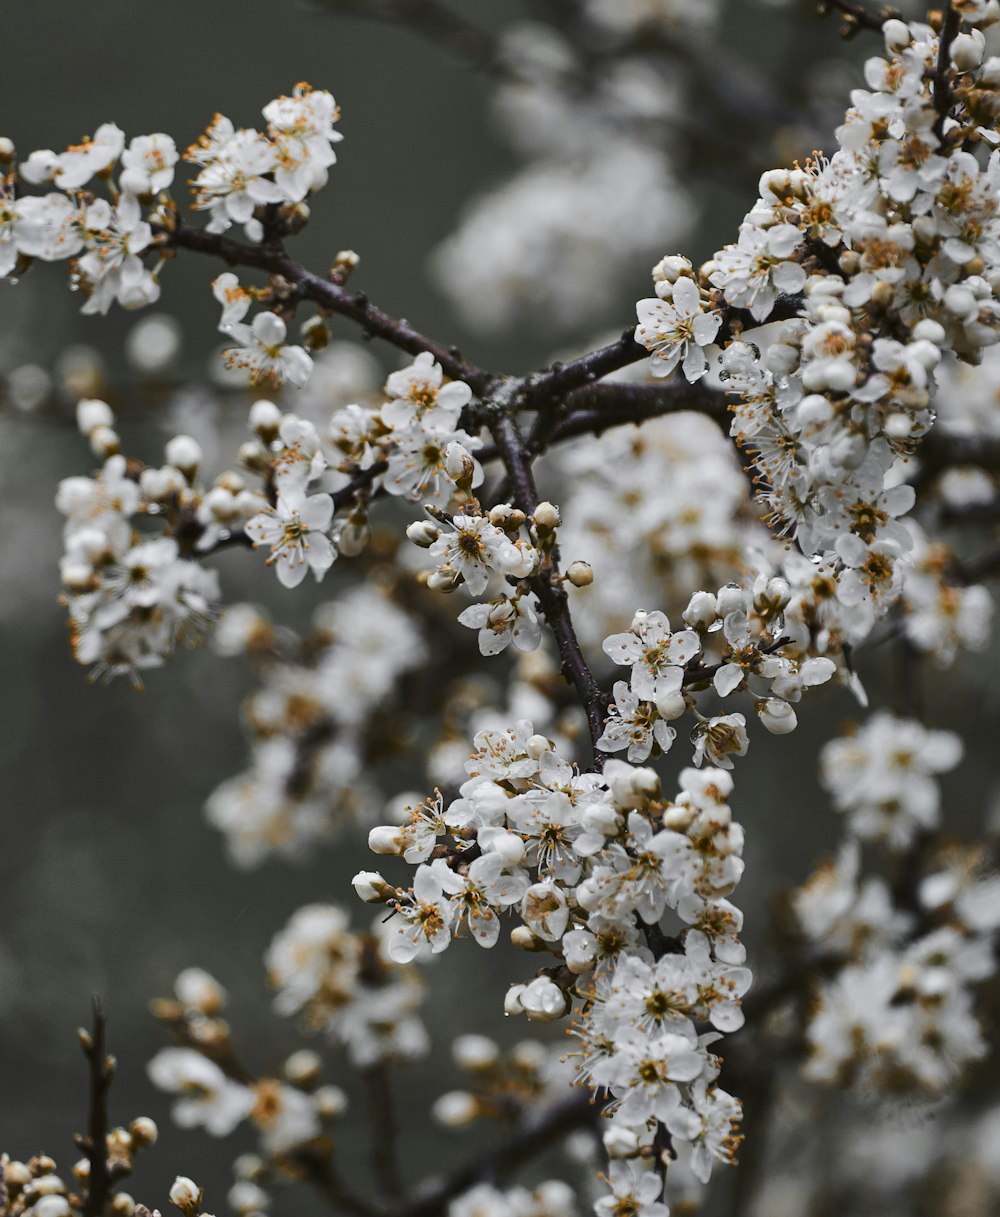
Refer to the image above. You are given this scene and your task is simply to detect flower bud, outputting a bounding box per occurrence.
[683,590,718,629]
[912,318,946,347]
[432,1091,478,1127]
[89,424,120,459]
[367,826,405,856]
[952,30,986,73]
[427,567,461,592]
[565,560,593,587]
[715,583,744,618]
[490,831,527,866]
[0,137,14,163]
[284,1049,322,1087]
[520,976,568,1022]
[655,690,686,720]
[76,398,114,436]
[129,1117,158,1148]
[406,519,440,548]
[34,1198,71,1217]
[504,983,526,1016]
[352,870,393,902]
[532,501,561,530]
[169,1178,202,1215]
[452,1034,500,1071]
[248,399,282,441]
[314,1084,348,1119]
[603,1125,641,1159]
[111,1194,135,1217]
[882,18,911,51]
[757,698,798,735]
[165,435,202,479]
[526,733,552,759]
[175,968,226,1015]
[510,925,546,951]
[141,466,186,502]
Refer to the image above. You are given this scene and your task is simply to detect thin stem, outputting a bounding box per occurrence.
[933,3,963,140]
[79,999,112,1217]
[490,411,609,766]
[819,1,895,33]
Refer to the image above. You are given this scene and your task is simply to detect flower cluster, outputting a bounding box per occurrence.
[362,728,752,1186]
[206,587,426,866]
[266,904,428,1066]
[186,83,342,241]
[1,1125,159,1217]
[148,968,348,1159]
[57,401,225,683]
[820,711,963,847]
[794,835,1000,1096]
[641,13,1000,645]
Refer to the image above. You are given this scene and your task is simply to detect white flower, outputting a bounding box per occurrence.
[594,1162,669,1217]
[223,312,314,389]
[602,610,700,704]
[148,1049,253,1136]
[711,223,807,320]
[635,275,722,381]
[457,594,542,656]
[245,487,335,588]
[119,133,178,195]
[382,351,472,432]
[597,681,676,763]
[427,514,537,596]
[691,714,749,769]
[388,865,455,962]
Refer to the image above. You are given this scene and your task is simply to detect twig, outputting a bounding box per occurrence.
[490,411,609,766]
[78,999,112,1217]
[312,0,503,75]
[154,222,493,394]
[818,1,895,34]
[933,2,963,140]
[364,1062,403,1200]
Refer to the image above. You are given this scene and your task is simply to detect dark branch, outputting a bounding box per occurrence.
[397,1092,597,1217]
[818,1,896,34]
[933,3,963,140]
[154,221,494,394]
[79,1000,112,1217]
[490,411,609,766]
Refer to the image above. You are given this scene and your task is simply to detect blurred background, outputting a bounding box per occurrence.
[1,0,998,1212]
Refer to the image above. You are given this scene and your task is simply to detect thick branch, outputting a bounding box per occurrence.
[934,3,963,140]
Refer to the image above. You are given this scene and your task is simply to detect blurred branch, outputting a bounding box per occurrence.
[310,0,503,74]
[397,1092,597,1217]
[818,1,897,34]
[364,1062,403,1200]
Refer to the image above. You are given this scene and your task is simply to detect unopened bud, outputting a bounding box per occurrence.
[165,435,202,478]
[432,1091,478,1127]
[284,1049,322,1087]
[89,425,120,459]
[510,926,546,951]
[452,1034,500,1071]
[406,519,440,548]
[520,976,568,1022]
[0,137,15,163]
[352,870,393,902]
[76,398,114,436]
[757,698,798,735]
[368,826,405,856]
[565,560,593,588]
[314,1084,348,1119]
[111,1195,135,1217]
[248,399,282,442]
[715,584,744,618]
[683,590,718,630]
[175,968,226,1015]
[532,501,561,530]
[169,1178,202,1215]
[129,1117,158,1149]
[882,18,911,51]
[603,1125,641,1159]
[526,733,552,759]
